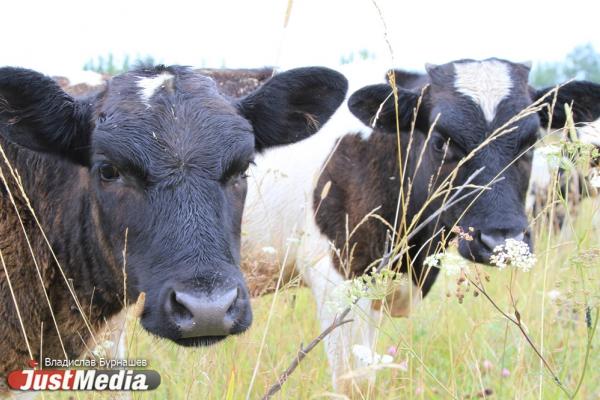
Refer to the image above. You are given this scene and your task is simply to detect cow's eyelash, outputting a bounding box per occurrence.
[221,159,254,182]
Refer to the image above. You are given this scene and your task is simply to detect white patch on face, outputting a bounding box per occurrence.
[454,60,513,123]
[137,72,173,104]
[578,117,600,147]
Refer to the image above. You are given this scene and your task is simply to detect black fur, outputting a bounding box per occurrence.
[535,80,600,128]
[238,67,348,150]
[0,67,95,165]
[0,65,347,372]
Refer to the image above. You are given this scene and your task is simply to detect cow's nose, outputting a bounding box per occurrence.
[166,287,246,338]
[480,231,525,251]
[459,227,532,264]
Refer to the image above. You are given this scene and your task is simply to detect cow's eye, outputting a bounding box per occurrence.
[235,165,251,181]
[431,133,448,154]
[99,163,120,182]
[237,161,254,180]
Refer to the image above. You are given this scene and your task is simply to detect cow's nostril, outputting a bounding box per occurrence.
[480,231,526,251]
[168,290,193,321]
[225,286,241,316]
[480,232,506,251]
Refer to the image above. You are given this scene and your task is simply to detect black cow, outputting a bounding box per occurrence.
[0,64,348,376]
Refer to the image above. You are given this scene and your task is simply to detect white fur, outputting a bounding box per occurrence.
[242,63,412,393]
[527,147,554,213]
[137,72,173,104]
[243,63,379,266]
[454,60,512,123]
[578,117,600,147]
[304,257,379,391]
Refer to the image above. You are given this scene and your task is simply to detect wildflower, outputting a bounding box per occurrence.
[538,144,567,169]
[326,270,405,312]
[397,359,409,372]
[387,345,397,356]
[501,368,510,378]
[490,239,536,271]
[450,226,474,241]
[327,280,357,313]
[261,246,276,255]
[424,254,441,268]
[351,345,393,366]
[441,252,470,276]
[481,359,493,373]
[547,289,561,301]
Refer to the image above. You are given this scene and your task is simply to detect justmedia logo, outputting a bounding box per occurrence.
[6,360,160,391]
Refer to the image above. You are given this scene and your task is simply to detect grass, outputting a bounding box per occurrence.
[44,198,599,400]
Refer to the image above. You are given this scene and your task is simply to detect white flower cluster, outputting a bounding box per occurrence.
[490,239,536,271]
[352,345,393,366]
[424,251,470,276]
[326,269,405,313]
[261,246,276,255]
[327,280,362,313]
[537,145,570,169]
[423,254,441,268]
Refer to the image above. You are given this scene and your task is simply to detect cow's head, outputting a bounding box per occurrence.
[0,65,348,345]
[348,58,600,264]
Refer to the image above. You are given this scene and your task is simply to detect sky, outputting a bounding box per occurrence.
[1,0,599,78]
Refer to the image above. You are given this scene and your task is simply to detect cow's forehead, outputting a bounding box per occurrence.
[429,59,530,111]
[453,60,513,123]
[426,59,536,147]
[103,66,222,108]
[92,67,255,178]
[98,66,248,132]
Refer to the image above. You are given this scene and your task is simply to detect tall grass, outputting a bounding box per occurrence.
[44,194,599,399]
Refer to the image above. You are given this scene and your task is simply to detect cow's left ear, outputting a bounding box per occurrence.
[237,67,348,150]
[533,81,600,128]
[348,84,426,132]
[0,67,94,165]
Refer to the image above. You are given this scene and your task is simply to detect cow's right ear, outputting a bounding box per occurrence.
[533,81,600,128]
[0,67,94,165]
[348,84,423,132]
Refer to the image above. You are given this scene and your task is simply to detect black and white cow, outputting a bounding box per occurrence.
[0,65,348,377]
[241,59,600,393]
[390,65,600,228]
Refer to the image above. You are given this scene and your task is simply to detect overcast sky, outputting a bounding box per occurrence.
[1,0,598,77]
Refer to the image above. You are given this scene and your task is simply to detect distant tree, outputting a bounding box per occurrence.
[83,54,159,75]
[340,49,376,65]
[562,43,600,82]
[530,62,562,88]
[530,43,600,87]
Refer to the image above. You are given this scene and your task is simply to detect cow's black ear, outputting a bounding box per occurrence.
[387,69,426,89]
[534,81,600,128]
[348,84,423,132]
[238,67,348,151]
[0,67,94,165]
